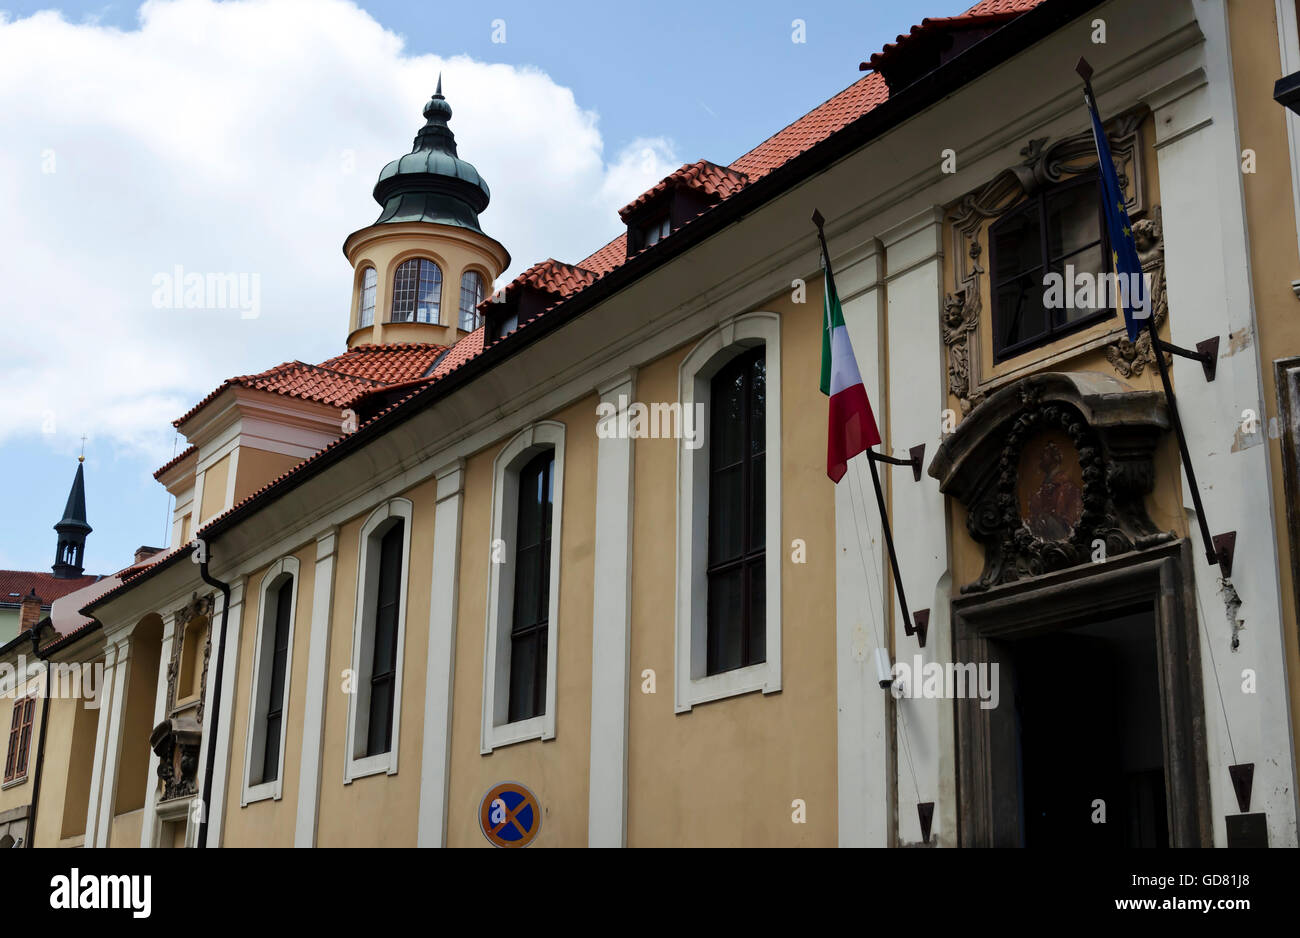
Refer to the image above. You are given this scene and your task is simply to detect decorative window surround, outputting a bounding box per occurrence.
[481,422,565,752]
[344,498,413,782]
[674,312,782,713]
[241,556,300,806]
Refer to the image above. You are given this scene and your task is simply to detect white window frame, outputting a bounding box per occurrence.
[674,311,782,712]
[241,555,300,806]
[481,421,565,753]
[344,497,413,782]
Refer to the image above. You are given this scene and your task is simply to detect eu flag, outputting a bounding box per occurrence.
[1084,89,1148,341]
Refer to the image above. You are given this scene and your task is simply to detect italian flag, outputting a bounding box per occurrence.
[820,265,880,483]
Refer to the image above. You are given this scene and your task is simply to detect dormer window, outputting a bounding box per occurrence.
[358,267,377,328]
[391,258,442,324]
[642,216,671,248]
[619,160,749,258]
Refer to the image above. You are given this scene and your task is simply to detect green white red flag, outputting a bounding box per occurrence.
[819,262,881,482]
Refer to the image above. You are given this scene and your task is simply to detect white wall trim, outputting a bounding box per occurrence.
[294,529,337,846]
[674,311,782,713]
[417,460,466,847]
[140,616,177,847]
[588,371,636,846]
[240,555,301,807]
[480,421,566,753]
[343,498,413,783]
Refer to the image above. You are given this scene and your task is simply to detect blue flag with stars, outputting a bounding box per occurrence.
[1084,88,1148,341]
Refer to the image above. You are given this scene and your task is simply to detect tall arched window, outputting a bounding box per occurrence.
[243,556,299,804]
[391,258,442,324]
[508,449,555,722]
[459,270,485,331]
[358,267,377,328]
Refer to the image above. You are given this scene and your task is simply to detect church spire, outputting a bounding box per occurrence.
[52,460,91,579]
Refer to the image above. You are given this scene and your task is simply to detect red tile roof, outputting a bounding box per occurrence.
[0,571,101,606]
[153,444,197,480]
[864,0,1042,71]
[618,160,750,221]
[318,342,448,384]
[171,343,450,430]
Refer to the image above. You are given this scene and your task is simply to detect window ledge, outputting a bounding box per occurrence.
[344,752,395,784]
[481,716,549,754]
[676,662,779,714]
[240,780,281,807]
[1,775,28,790]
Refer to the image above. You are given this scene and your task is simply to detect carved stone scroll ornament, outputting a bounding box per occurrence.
[944,112,1146,413]
[928,372,1176,592]
[1103,208,1171,378]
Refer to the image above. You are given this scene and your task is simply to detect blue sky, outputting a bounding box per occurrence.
[0,0,969,575]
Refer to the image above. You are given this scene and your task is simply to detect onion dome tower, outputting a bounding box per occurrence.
[52,458,91,579]
[343,77,510,349]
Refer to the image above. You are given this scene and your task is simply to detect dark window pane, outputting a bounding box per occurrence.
[748,563,766,666]
[508,451,554,722]
[749,457,766,551]
[1047,179,1102,259]
[997,272,1048,350]
[706,347,767,676]
[992,205,1043,281]
[508,632,541,722]
[706,567,744,674]
[992,174,1113,360]
[708,464,743,564]
[262,714,282,783]
[261,578,293,783]
[366,522,403,756]
[1051,243,1110,327]
[366,676,393,756]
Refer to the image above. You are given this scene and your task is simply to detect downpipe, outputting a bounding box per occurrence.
[195,539,231,849]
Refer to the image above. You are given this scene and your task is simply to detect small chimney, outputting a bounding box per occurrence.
[19,589,43,631]
[134,545,164,565]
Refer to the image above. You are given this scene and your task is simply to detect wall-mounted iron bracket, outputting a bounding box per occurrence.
[1155,335,1219,382]
[1213,531,1237,578]
[909,609,930,649]
[868,443,925,483]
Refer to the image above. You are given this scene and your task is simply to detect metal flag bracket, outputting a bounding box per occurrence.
[867,444,929,646]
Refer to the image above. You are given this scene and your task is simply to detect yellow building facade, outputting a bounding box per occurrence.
[5,0,1300,848]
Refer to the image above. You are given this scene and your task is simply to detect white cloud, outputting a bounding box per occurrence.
[0,0,678,463]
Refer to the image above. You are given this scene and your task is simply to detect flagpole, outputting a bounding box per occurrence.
[812,208,928,645]
[1075,58,1224,572]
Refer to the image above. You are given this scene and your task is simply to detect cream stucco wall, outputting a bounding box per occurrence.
[625,291,840,847]
[313,477,437,847]
[445,396,597,847]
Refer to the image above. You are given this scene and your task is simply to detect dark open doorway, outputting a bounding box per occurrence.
[953,542,1212,847]
[1009,608,1168,847]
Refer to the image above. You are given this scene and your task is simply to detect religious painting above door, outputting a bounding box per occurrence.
[929,372,1177,592]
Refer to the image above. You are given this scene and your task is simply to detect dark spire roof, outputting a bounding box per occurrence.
[371,79,492,231]
[56,461,91,535]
